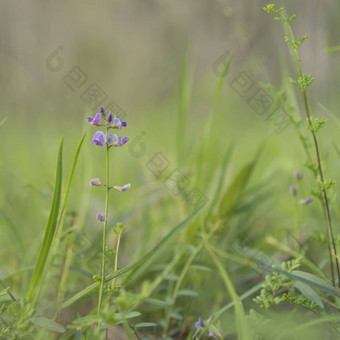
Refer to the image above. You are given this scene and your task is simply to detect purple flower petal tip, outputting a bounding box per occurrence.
[107,111,113,123]
[195,317,205,329]
[120,184,131,192]
[122,136,129,144]
[289,185,296,196]
[299,198,313,205]
[122,121,127,127]
[294,171,303,181]
[96,213,105,222]
[90,178,101,187]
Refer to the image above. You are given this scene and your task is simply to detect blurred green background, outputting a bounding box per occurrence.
[1,0,340,334]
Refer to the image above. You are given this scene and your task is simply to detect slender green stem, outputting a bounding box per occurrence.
[98,127,110,314]
[111,231,122,289]
[284,17,340,287]
[293,196,299,254]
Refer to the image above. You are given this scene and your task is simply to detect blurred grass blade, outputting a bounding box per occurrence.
[206,144,234,218]
[26,137,64,307]
[31,317,66,333]
[205,244,251,340]
[51,133,86,262]
[218,143,263,217]
[324,45,340,53]
[195,53,232,187]
[0,210,26,261]
[176,48,193,167]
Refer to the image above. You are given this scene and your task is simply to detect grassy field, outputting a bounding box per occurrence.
[1,1,340,339]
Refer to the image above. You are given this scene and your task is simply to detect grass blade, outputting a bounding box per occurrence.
[51,133,86,262]
[205,244,251,340]
[26,137,64,307]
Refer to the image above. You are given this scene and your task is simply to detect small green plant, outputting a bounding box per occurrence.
[254,258,302,309]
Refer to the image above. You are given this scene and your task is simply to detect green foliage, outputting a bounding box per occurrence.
[306,117,327,134]
[0,299,36,339]
[283,293,320,311]
[298,74,315,89]
[254,258,302,309]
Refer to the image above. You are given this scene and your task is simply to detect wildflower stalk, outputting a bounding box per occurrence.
[97,126,110,314]
[264,4,340,287]
[285,18,339,288]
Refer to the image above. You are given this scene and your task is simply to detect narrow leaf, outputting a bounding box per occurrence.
[26,137,63,307]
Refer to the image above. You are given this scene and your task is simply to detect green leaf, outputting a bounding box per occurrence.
[177,289,198,297]
[169,311,182,320]
[294,281,324,309]
[144,298,169,306]
[51,133,86,263]
[31,317,65,333]
[190,264,212,272]
[218,162,255,217]
[291,270,339,297]
[26,137,64,307]
[161,274,179,281]
[134,322,158,328]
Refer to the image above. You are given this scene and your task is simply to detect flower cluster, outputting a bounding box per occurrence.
[87,108,131,222]
[87,110,129,148]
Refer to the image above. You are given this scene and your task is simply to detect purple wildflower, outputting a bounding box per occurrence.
[91,131,114,147]
[107,111,113,123]
[87,113,101,126]
[194,316,221,339]
[113,134,129,147]
[113,184,131,192]
[113,115,127,129]
[96,213,105,222]
[294,171,303,181]
[90,178,101,187]
[195,317,205,329]
[100,107,105,118]
[299,198,313,205]
[289,185,296,196]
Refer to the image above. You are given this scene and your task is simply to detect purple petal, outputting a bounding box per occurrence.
[96,213,105,222]
[121,121,127,127]
[90,178,100,187]
[299,197,313,205]
[114,134,122,147]
[91,131,106,147]
[289,185,296,196]
[107,133,114,144]
[208,329,218,339]
[92,113,101,125]
[107,111,113,123]
[120,184,131,192]
[87,117,93,123]
[194,317,205,329]
[113,115,121,126]
[122,137,129,144]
